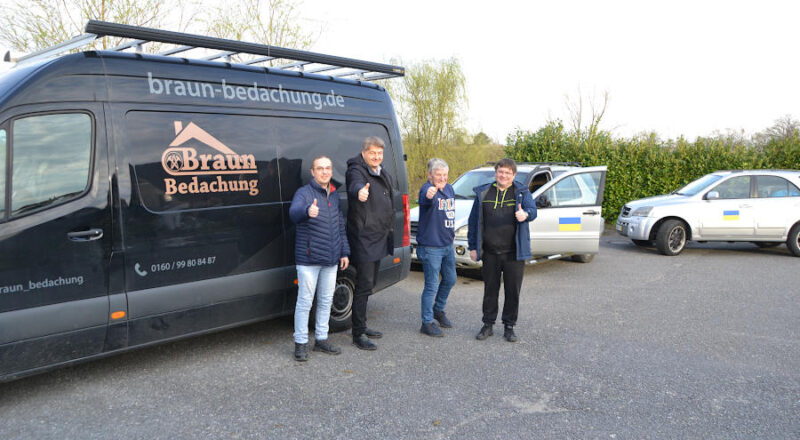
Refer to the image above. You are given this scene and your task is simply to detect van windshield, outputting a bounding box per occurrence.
[451,170,526,199]
[674,174,724,196]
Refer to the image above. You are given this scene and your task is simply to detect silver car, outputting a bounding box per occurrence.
[410,162,608,268]
[616,169,800,256]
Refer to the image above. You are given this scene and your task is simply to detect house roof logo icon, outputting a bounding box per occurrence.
[161,121,257,176]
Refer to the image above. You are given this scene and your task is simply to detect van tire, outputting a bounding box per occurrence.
[787,224,800,257]
[329,273,355,332]
[655,219,687,256]
[570,254,595,263]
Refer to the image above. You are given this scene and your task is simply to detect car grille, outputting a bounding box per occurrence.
[410,221,418,237]
[621,205,631,217]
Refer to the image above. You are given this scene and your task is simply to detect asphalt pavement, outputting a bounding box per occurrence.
[1,233,798,439]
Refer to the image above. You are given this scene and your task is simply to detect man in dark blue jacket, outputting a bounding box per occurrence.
[467,158,537,343]
[345,136,394,350]
[289,156,350,362]
[416,158,457,337]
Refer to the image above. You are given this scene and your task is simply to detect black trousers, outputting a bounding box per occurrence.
[352,260,380,337]
[481,252,525,327]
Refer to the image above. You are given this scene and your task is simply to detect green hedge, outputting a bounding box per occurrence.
[506,121,800,222]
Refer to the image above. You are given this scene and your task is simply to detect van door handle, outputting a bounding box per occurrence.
[68,228,104,242]
[582,210,600,216]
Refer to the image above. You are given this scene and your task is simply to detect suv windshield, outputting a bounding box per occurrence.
[674,174,724,196]
[451,169,526,199]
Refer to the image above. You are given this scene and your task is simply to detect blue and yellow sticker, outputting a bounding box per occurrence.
[723,210,739,221]
[559,217,582,231]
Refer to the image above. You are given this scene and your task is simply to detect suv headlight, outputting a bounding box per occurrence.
[455,225,468,239]
[631,206,653,217]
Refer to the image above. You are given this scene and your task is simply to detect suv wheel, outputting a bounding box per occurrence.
[655,219,687,256]
[570,254,595,263]
[787,224,800,257]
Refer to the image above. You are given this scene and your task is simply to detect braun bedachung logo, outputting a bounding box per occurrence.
[161,121,259,196]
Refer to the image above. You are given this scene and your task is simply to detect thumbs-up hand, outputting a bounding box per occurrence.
[308,198,319,218]
[515,203,528,222]
[358,183,370,202]
[425,185,437,200]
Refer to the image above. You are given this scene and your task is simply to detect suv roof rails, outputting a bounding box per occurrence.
[12,20,405,82]
[482,161,582,167]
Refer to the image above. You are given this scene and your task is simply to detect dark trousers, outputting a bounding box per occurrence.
[352,260,380,337]
[481,252,525,327]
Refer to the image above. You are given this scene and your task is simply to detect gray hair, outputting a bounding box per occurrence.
[427,158,449,174]
[362,136,385,151]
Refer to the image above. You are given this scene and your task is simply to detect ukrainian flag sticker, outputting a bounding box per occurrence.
[723,210,739,221]
[559,217,582,231]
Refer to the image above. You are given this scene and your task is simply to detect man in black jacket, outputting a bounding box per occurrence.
[345,136,394,350]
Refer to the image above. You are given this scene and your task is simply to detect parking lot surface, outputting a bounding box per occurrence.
[1,234,799,439]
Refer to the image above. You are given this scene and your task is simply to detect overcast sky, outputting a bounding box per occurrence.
[300,0,800,143]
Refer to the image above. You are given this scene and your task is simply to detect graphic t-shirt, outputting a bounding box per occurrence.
[416,182,456,247]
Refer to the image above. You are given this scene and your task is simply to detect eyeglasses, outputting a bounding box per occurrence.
[496,169,515,176]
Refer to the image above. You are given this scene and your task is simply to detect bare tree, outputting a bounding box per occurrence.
[564,87,610,140]
[0,0,174,53]
[203,0,316,63]
[0,0,315,57]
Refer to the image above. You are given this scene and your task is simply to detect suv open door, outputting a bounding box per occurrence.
[529,166,607,259]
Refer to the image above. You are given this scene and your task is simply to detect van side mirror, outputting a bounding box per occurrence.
[705,191,719,200]
[536,195,550,208]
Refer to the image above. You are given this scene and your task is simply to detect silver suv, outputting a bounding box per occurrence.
[410,162,608,268]
[616,169,800,256]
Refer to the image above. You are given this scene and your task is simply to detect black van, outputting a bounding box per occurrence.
[0,22,411,381]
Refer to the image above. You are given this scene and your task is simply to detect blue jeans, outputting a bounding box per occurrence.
[294,264,338,344]
[418,245,457,324]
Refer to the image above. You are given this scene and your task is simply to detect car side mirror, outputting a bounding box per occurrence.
[536,195,551,208]
[705,191,719,200]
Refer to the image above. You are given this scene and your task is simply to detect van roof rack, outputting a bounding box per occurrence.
[12,20,405,82]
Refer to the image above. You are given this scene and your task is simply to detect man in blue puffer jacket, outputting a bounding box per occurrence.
[289,156,350,362]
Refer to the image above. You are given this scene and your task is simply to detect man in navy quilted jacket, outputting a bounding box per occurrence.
[289,156,350,362]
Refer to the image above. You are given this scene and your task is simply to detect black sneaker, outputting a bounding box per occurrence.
[476,324,493,340]
[294,342,308,361]
[433,310,452,328]
[313,339,342,355]
[352,334,377,350]
[364,328,383,339]
[420,322,444,337]
[503,326,518,343]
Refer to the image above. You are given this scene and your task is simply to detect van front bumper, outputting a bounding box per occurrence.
[615,216,656,240]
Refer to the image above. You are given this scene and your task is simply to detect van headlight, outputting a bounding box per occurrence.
[631,206,653,217]
[455,225,468,239]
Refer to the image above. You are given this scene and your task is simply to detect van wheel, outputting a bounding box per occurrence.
[787,224,800,257]
[753,241,781,248]
[329,273,355,332]
[570,254,594,263]
[655,220,687,256]
[631,239,652,247]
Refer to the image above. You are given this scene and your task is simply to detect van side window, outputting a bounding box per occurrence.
[11,113,92,216]
[0,128,6,218]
